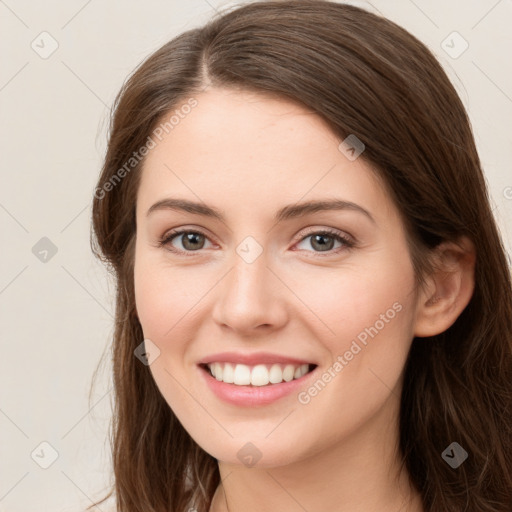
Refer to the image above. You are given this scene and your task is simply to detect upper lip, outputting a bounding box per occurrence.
[197,351,316,366]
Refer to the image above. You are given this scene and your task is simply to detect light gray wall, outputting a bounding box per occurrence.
[1,1,510,511]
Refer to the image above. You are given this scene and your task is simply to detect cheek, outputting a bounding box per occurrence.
[287,270,414,452]
[328,266,414,374]
[290,259,413,343]
[133,250,205,341]
[134,262,171,340]
[133,252,202,404]
[292,256,416,404]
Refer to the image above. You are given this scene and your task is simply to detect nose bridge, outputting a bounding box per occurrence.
[212,239,286,331]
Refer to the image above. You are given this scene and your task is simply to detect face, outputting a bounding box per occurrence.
[133,87,420,467]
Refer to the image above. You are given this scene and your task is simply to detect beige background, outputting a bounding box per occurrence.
[1,0,511,511]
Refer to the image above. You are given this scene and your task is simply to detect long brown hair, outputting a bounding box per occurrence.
[90,1,512,510]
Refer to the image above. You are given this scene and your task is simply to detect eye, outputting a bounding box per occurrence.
[294,228,355,254]
[159,229,214,254]
[158,227,355,256]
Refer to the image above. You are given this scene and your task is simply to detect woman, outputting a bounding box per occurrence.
[90,1,512,511]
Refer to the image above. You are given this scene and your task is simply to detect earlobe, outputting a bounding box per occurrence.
[413,237,476,338]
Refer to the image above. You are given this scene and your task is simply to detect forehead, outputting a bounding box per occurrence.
[137,87,395,223]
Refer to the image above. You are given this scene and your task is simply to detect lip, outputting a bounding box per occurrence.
[197,351,316,366]
[197,362,319,407]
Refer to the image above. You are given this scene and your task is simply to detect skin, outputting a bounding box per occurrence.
[133,87,475,512]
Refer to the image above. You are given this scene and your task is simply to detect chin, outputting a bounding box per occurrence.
[196,434,312,469]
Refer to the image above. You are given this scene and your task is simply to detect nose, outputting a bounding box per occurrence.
[211,248,289,335]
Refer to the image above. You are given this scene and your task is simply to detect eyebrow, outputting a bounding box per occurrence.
[146,198,376,224]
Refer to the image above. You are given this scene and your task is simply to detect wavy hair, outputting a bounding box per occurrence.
[90,1,512,510]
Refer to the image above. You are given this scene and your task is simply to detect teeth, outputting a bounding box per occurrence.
[234,363,251,385]
[206,362,311,386]
[222,362,234,383]
[213,362,223,382]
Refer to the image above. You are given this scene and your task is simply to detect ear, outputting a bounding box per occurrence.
[413,236,476,338]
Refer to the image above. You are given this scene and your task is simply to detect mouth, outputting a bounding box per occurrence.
[198,362,318,387]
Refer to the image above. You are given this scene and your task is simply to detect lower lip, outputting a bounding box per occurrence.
[198,364,317,407]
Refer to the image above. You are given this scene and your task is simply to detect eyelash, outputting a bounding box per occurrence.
[158,227,355,257]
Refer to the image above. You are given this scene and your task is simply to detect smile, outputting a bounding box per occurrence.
[203,362,315,386]
[198,362,318,407]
